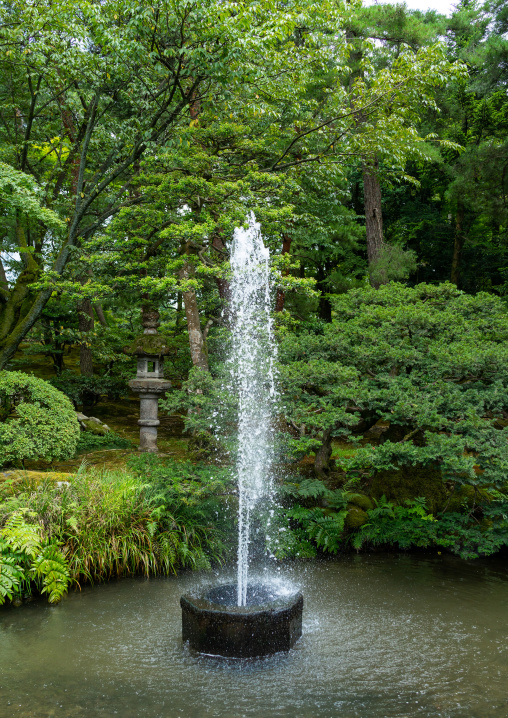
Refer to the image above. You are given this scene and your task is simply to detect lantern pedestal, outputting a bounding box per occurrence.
[128,379,171,452]
[124,307,172,453]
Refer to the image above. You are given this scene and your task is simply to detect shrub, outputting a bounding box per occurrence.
[279,283,508,495]
[50,370,129,408]
[75,431,132,453]
[0,371,80,467]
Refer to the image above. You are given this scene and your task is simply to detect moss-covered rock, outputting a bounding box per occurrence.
[81,419,108,436]
[370,464,447,514]
[345,505,369,528]
[0,470,73,485]
[348,493,373,511]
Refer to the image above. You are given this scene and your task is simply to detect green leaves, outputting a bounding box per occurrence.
[0,164,64,231]
[0,372,80,468]
[0,511,70,605]
[31,544,70,604]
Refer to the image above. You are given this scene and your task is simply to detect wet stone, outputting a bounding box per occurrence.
[181,583,303,658]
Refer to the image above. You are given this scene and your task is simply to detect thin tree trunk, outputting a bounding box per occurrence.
[211,232,230,320]
[451,201,465,287]
[176,292,183,329]
[275,233,292,312]
[314,429,332,479]
[179,261,209,371]
[93,303,108,327]
[363,159,385,288]
[78,298,94,376]
[316,263,332,322]
[0,256,8,301]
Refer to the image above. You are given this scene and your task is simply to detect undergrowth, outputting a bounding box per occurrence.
[0,456,234,605]
[75,431,133,453]
[271,478,508,560]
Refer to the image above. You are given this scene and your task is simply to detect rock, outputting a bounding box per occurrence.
[348,494,373,511]
[78,415,110,434]
[345,506,369,528]
[370,464,447,514]
[81,419,108,436]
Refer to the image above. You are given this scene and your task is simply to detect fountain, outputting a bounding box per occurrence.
[181,214,303,657]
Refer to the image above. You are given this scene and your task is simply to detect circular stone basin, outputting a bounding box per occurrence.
[181,583,303,658]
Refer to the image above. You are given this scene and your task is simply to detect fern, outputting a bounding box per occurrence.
[0,512,70,604]
[305,511,347,553]
[295,479,331,499]
[0,552,23,604]
[287,506,347,553]
[31,544,70,604]
[2,511,42,559]
[352,498,437,551]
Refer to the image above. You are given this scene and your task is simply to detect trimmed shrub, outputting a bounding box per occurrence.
[0,371,80,467]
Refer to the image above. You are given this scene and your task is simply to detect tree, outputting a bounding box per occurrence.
[279,282,508,496]
[380,0,508,293]
[1,0,321,368]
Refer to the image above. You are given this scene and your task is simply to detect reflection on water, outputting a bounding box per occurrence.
[0,554,507,718]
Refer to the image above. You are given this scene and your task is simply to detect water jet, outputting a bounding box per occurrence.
[181,214,303,657]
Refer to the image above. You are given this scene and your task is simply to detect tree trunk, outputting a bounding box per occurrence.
[316,263,332,322]
[176,292,183,329]
[0,271,49,369]
[451,202,465,287]
[363,160,385,288]
[0,256,8,301]
[179,261,209,371]
[93,303,108,327]
[275,233,292,312]
[314,429,332,479]
[211,232,230,321]
[78,298,94,376]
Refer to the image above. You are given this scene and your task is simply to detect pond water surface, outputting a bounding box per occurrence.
[0,553,506,718]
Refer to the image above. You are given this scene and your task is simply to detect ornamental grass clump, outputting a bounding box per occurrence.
[0,461,233,602]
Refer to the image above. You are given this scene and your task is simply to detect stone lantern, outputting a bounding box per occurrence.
[125,308,171,453]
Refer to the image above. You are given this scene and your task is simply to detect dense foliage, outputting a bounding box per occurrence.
[272,478,508,560]
[0,457,233,603]
[280,282,508,487]
[0,371,80,467]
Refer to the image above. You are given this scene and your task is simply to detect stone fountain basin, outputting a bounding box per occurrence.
[181,583,303,658]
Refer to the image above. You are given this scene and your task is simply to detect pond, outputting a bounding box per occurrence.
[1,553,507,718]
